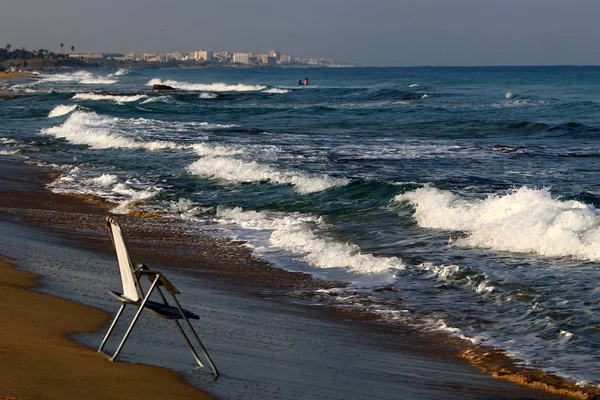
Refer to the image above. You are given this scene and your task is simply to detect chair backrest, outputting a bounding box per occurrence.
[106,217,142,302]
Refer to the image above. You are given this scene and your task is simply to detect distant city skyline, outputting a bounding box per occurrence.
[3,0,600,66]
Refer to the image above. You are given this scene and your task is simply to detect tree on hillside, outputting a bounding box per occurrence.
[60,43,64,53]
[71,45,75,53]
[5,44,11,51]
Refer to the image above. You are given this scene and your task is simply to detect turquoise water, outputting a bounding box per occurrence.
[2,66,600,385]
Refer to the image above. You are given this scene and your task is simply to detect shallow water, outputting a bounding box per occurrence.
[2,66,600,385]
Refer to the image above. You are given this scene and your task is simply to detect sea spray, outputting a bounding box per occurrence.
[187,156,349,194]
[216,206,404,276]
[48,167,162,214]
[147,78,267,92]
[41,111,183,150]
[39,70,118,84]
[48,104,77,118]
[72,93,148,103]
[394,186,600,260]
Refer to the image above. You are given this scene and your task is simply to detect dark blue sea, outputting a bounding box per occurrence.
[2,66,600,386]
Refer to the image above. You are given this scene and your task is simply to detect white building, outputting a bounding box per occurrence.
[232,52,252,64]
[194,50,213,62]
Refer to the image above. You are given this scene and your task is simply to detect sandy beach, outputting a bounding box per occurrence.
[0,71,32,98]
[0,157,585,400]
[0,255,211,400]
[0,71,31,80]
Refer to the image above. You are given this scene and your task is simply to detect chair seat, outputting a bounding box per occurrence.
[109,291,200,320]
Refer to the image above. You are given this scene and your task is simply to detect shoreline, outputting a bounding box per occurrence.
[0,71,32,80]
[0,253,212,400]
[0,157,591,399]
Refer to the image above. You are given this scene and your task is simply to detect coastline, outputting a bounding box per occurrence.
[0,71,33,99]
[0,158,589,399]
[0,255,212,400]
[0,71,32,80]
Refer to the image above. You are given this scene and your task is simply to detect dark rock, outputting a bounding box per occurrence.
[152,84,176,91]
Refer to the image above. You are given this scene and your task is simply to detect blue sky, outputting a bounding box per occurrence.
[2,0,599,66]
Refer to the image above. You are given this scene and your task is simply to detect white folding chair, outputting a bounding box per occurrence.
[98,217,219,377]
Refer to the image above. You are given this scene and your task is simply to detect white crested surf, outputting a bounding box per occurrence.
[3,66,600,390]
[394,186,600,260]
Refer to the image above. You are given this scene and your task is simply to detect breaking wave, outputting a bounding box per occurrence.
[40,111,182,150]
[48,167,162,214]
[38,71,118,85]
[48,104,78,118]
[394,186,600,260]
[147,78,266,92]
[216,206,404,276]
[187,156,349,194]
[72,93,148,103]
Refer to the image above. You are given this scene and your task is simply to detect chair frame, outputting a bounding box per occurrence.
[98,217,219,377]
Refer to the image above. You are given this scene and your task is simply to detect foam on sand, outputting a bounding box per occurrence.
[394,186,600,260]
[48,167,162,214]
[187,156,349,194]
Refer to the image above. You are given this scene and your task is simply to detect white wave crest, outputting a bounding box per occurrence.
[41,111,182,151]
[1,138,18,144]
[394,186,600,260]
[216,206,404,275]
[147,78,266,92]
[263,87,290,94]
[112,69,129,76]
[48,104,78,118]
[190,143,243,156]
[140,95,174,104]
[73,93,147,103]
[0,149,21,156]
[187,156,348,194]
[199,92,219,99]
[39,71,117,85]
[48,168,162,214]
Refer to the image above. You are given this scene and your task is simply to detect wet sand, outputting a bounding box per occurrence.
[0,255,211,400]
[0,71,31,80]
[0,71,33,98]
[0,157,589,399]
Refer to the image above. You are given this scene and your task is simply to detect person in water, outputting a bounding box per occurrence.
[298,80,303,85]
[304,77,309,86]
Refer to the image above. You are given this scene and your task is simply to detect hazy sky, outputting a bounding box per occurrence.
[2,0,600,66]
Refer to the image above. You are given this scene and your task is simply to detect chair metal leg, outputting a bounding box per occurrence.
[171,294,220,377]
[173,320,205,368]
[111,276,161,362]
[98,303,126,353]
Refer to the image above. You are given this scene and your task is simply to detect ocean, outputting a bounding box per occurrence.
[2,66,600,387]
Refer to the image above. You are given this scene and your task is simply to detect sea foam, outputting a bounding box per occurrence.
[147,78,266,92]
[41,111,182,151]
[48,104,77,118]
[39,71,118,85]
[72,93,147,103]
[216,206,404,276]
[48,167,162,214]
[394,186,600,260]
[187,156,349,194]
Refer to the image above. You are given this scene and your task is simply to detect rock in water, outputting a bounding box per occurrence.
[152,84,176,91]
